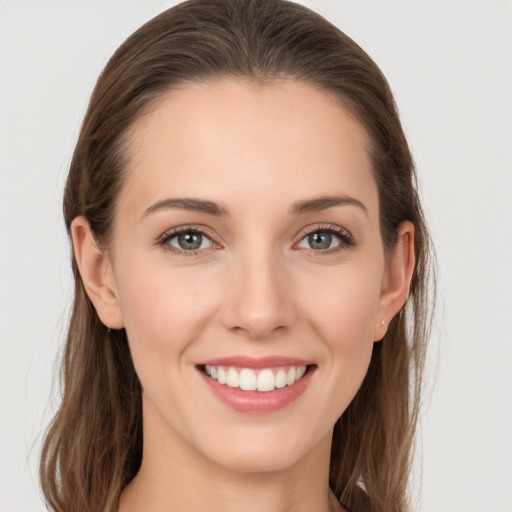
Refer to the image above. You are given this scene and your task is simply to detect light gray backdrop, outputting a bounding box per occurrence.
[1,1,511,511]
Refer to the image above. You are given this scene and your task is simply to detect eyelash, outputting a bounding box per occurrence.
[157,226,218,257]
[156,224,355,257]
[298,224,356,255]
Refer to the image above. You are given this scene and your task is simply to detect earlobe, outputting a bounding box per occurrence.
[374,221,415,341]
[70,216,124,329]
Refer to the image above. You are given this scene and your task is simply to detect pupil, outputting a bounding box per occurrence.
[309,232,331,250]
[178,232,202,250]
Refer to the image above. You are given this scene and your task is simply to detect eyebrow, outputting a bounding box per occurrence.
[290,195,368,217]
[140,197,229,219]
[140,194,367,220]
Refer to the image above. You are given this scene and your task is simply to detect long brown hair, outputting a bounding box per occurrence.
[40,1,435,511]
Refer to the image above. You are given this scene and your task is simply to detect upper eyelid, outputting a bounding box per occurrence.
[158,225,219,244]
[157,223,354,251]
[158,223,351,237]
[296,223,353,240]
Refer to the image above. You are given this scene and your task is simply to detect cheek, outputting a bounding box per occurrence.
[114,258,218,376]
[300,264,381,406]
[305,263,381,345]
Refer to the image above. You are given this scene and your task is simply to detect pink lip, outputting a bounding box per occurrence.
[197,355,313,369]
[196,358,316,414]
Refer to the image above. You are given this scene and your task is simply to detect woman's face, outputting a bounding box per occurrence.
[101,79,397,472]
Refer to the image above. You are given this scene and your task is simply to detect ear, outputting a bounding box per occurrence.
[373,221,415,341]
[71,216,124,329]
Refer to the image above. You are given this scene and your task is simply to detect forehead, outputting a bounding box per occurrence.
[119,78,378,222]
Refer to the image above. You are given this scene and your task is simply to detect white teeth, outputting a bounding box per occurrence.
[286,367,296,386]
[217,366,227,384]
[204,364,308,392]
[226,367,239,388]
[239,368,257,391]
[275,368,287,388]
[257,369,275,392]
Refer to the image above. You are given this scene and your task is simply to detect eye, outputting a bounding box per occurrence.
[296,227,354,252]
[171,231,211,251]
[159,228,216,254]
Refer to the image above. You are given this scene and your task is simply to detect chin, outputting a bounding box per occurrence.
[195,423,330,474]
[208,445,305,474]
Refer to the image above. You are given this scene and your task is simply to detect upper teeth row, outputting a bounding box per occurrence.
[204,365,307,392]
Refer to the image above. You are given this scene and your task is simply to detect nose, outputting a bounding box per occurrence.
[221,249,297,340]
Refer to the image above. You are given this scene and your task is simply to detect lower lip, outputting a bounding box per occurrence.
[199,367,315,413]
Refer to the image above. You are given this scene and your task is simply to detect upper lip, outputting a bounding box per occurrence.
[196,356,314,369]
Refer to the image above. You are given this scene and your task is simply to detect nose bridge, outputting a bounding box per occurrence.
[222,241,295,339]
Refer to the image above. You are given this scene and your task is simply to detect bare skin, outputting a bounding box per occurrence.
[72,79,414,512]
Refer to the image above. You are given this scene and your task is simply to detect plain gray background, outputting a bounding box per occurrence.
[1,1,511,510]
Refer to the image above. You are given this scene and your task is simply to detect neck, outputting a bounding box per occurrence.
[118,400,342,512]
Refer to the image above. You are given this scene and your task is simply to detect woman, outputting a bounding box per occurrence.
[40,1,435,511]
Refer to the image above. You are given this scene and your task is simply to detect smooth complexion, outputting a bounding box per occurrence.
[72,79,414,512]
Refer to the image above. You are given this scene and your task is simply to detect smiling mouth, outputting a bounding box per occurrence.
[199,364,313,392]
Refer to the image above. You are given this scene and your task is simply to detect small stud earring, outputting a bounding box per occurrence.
[381,320,385,327]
